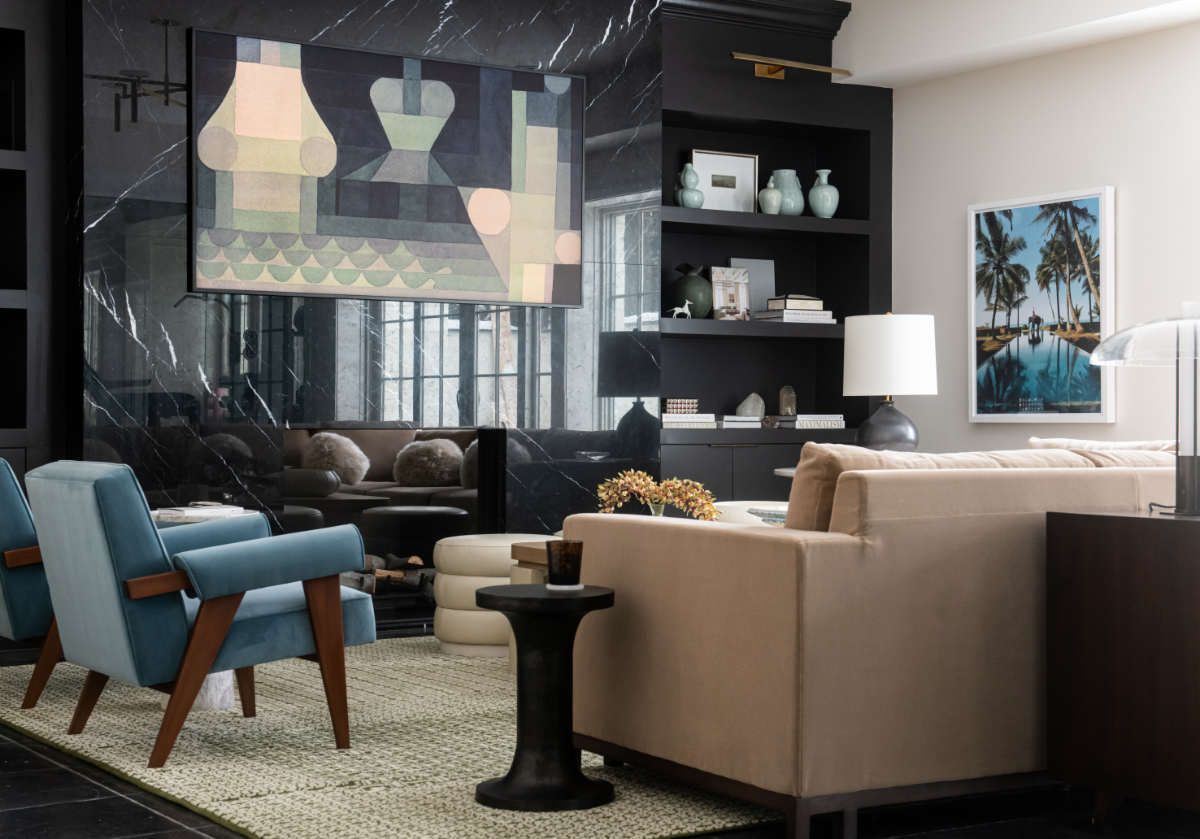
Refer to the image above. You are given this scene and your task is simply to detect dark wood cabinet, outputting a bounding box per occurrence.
[661,444,732,500]
[1047,511,1200,814]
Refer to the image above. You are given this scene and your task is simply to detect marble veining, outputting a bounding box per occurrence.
[79,0,662,531]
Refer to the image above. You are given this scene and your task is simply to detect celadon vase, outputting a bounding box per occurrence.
[678,163,704,209]
[771,169,803,216]
[809,169,840,218]
[757,176,782,215]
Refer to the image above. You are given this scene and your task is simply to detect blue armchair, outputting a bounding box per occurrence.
[0,459,61,709]
[24,461,376,767]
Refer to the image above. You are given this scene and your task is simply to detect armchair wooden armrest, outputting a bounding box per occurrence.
[3,545,41,568]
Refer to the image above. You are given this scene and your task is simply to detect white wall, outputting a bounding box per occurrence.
[835,0,1200,87]
[892,20,1200,451]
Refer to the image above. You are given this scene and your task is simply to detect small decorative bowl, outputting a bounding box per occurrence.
[574,451,610,461]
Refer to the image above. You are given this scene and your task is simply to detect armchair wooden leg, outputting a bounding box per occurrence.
[21,619,63,709]
[303,575,349,750]
[68,671,109,735]
[235,666,255,717]
[149,593,243,768]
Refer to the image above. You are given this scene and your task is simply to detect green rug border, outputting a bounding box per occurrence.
[0,707,770,839]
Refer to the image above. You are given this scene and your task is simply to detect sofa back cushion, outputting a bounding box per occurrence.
[283,429,310,467]
[330,429,417,482]
[1072,449,1176,468]
[784,443,1094,532]
[415,428,476,451]
[1029,436,1175,452]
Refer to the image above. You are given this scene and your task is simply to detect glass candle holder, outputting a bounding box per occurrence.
[546,540,584,590]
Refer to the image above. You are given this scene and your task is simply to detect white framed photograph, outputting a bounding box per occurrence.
[691,150,758,213]
[711,266,750,320]
[968,186,1115,423]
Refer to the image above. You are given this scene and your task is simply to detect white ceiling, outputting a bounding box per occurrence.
[833,0,1200,87]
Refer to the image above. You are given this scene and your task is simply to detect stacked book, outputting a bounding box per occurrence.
[662,412,717,429]
[777,414,846,429]
[752,294,836,324]
[719,415,762,429]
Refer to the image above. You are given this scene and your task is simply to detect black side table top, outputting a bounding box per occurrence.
[476,584,614,614]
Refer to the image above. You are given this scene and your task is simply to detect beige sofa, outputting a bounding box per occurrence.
[563,444,1174,838]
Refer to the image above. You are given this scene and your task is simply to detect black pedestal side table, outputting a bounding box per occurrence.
[475,583,615,811]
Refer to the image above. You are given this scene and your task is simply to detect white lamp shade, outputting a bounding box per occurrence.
[843,314,938,397]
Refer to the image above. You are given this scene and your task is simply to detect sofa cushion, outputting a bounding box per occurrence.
[1072,449,1176,468]
[1029,436,1176,452]
[785,443,1095,532]
[392,438,463,486]
[302,433,370,485]
[415,428,476,451]
[332,429,418,481]
[369,485,443,505]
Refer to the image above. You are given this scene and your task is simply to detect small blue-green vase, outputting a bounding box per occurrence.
[771,169,804,216]
[809,169,840,218]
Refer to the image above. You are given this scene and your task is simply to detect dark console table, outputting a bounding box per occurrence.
[1047,511,1200,815]
[475,583,615,811]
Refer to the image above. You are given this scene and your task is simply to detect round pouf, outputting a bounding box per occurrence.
[278,504,325,533]
[358,506,470,564]
[433,533,557,656]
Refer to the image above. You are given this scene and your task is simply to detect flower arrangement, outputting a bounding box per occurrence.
[596,470,718,521]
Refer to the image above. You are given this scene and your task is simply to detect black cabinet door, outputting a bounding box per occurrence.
[661,444,733,500]
[732,444,804,501]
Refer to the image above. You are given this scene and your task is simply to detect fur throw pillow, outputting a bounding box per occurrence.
[303,432,370,486]
[393,438,463,487]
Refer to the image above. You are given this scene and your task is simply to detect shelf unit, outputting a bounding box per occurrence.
[0,22,26,475]
[656,2,891,501]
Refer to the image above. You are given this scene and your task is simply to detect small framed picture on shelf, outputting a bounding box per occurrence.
[691,150,758,213]
[711,266,750,320]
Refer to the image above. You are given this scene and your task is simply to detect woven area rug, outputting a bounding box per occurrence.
[0,637,772,838]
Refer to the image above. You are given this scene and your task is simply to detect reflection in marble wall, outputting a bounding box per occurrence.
[80,1,661,530]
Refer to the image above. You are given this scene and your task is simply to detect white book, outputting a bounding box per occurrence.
[662,421,718,429]
[661,412,715,422]
[752,311,835,321]
[793,420,847,429]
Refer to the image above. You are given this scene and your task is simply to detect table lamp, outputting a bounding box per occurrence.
[843,314,938,451]
[1090,302,1200,516]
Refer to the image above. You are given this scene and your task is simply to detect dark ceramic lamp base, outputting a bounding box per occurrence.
[856,399,918,451]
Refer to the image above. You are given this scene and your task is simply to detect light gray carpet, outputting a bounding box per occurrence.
[0,636,772,838]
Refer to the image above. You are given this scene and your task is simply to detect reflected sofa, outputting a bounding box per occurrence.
[563,444,1174,838]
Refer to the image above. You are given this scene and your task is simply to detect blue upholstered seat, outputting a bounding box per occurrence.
[182,582,374,674]
[23,460,375,766]
[0,459,52,643]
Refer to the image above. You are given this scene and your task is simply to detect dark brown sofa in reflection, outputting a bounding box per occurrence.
[280,427,480,527]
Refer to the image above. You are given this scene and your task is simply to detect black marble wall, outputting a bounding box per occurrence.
[79,0,661,530]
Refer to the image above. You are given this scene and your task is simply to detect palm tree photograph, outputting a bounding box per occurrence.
[969,188,1113,422]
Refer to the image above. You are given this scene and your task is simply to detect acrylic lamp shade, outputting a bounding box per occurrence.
[843,314,938,451]
[1090,305,1200,515]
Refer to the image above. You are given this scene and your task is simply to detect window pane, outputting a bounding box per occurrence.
[477,309,495,374]
[401,379,414,421]
[476,377,495,426]
[401,320,414,377]
[498,374,518,425]
[497,311,517,375]
[422,378,441,426]
[442,376,459,427]
[383,322,399,378]
[538,374,551,427]
[382,379,399,422]
[421,318,441,376]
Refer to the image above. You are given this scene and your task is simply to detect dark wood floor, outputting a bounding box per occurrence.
[2,720,1199,839]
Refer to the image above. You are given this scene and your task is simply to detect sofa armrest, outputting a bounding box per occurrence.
[157,514,272,557]
[171,524,364,600]
[562,512,863,798]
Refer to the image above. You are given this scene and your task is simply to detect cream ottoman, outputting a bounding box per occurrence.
[433,533,556,656]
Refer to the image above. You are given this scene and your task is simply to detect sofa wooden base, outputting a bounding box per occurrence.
[574,733,1053,839]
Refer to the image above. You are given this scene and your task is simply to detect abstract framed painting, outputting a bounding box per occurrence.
[968,187,1115,423]
[190,30,584,305]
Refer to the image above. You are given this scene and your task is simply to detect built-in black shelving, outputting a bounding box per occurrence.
[661,205,871,237]
[660,317,843,338]
[656,1,891,502]
[660,427,855,445]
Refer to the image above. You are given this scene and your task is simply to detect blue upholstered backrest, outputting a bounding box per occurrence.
[24,461,189,686]
[0,459,53,642]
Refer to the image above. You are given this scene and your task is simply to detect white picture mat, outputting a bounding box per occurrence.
[691,150,758,213]
[967,186,1115,423]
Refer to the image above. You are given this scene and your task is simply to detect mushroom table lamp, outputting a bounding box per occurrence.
[1090,303,1200,516]
[843,314,938,451]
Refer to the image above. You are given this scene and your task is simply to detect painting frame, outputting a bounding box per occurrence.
[711,265,750,320]
[691,150,758,213]
[188,28,586,306]
[967,186,1115,423]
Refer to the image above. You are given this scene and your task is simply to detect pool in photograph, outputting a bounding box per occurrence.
[976,331,1101,414]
